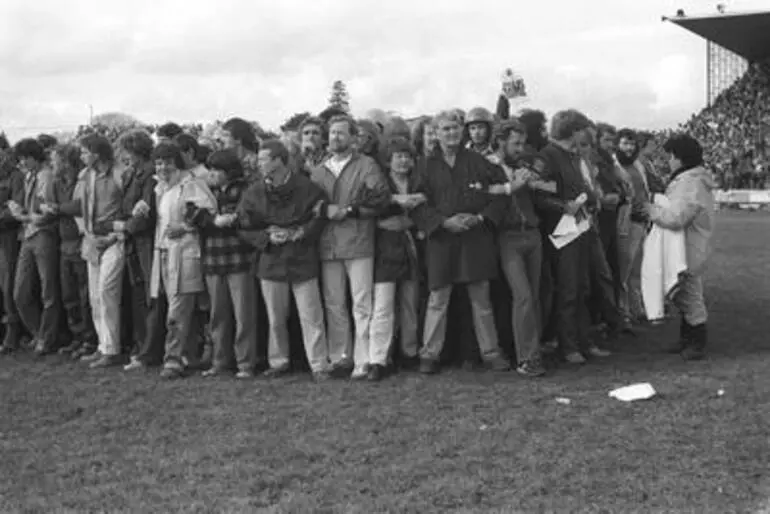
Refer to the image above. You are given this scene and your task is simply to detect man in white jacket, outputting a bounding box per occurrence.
[644,134,715,361]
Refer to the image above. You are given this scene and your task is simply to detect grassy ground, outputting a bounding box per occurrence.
[1,210,769,513]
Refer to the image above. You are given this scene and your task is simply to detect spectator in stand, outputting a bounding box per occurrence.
[113,130,159,370]
[49,144,98,359]
[221,118,261,183]
[308,115,391,380]
[0,151,25,354]
[411,110,510,375]
[237,140,331,380]
[9,138,61,356]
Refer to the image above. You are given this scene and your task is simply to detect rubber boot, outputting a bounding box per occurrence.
[666,317,691,354]
[681,323,706,361]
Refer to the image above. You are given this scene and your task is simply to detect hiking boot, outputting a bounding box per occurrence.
[564,351,587,364]
[419,358,440,375]
[235,370,254,380]
[367,364,386,382]
[666,317,691,354]
[89,354,124,369]
[517,359,546,377]
[484,355,511,372]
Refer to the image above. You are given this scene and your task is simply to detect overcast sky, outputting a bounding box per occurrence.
[1,0,768,141]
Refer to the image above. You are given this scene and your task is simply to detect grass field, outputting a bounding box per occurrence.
[1,210,769,513]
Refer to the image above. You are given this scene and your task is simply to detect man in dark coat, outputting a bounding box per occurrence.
[411,110,511,374]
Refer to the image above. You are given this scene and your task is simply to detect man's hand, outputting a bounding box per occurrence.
[214,213,237,228]
[509,169,532,192]
[112,221,126,232]
[165,223,190,240]
[94,235,117,251]
[442,215,470,233]
[326,204,348,221]
[268,227,291,245]
[132,200,150,218]
[460,213,484,228]
[602,193,621,206]
[7,201,24,220]
[39,203,59,216]
[564,201,582,216]
[28,213,45,226]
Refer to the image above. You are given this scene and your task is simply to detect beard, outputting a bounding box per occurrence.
[616,147,640,167]
[328,140,349,154]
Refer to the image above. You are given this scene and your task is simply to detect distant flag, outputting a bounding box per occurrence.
[501,68,527,99]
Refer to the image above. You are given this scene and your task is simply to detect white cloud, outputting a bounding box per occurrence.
[0,0,756,140]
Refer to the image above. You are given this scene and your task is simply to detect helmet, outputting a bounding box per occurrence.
[465,106,494,126]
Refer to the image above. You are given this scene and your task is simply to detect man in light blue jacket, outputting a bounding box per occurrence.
[644,134,715,361]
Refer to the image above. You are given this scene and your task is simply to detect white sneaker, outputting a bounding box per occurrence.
[123,359,145,371]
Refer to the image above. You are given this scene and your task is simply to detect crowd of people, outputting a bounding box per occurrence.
[0,97,717,384]
[678,60,770,190]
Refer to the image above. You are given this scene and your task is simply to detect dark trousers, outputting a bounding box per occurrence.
[553,233,591,354]
[13,232,61,347]
[540,242,558,343]
[135,291,169,366]
[598,211,622,304]
[0,234,20,328]
[60,251,97,347]
[586,228,622,329]
[120,272,150,356]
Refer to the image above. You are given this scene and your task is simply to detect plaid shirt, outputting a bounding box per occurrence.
[196,178,255,275]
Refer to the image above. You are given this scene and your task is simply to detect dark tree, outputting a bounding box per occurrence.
[328,80,350,112]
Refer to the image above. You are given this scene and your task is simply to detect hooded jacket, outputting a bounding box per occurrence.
[648,165,715,274]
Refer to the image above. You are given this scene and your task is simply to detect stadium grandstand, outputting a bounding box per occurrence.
[663,8,770,192]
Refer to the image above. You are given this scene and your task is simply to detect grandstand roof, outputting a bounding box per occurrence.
[664,10,770,62]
